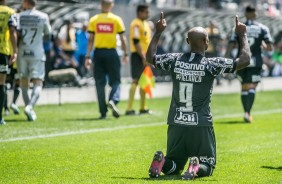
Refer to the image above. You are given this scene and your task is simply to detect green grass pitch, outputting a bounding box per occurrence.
[0,90,281,183]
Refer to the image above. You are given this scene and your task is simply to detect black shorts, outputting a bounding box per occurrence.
[130,53,145,80]
[6,66,18,84]
[236,67,262,84]
[166,125,216,171]
[0,53,9,74]
[64,50,75,57]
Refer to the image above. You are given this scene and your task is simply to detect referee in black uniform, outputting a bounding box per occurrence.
[85,0,128,119]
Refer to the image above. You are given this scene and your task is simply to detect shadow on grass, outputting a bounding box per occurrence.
[64,117,112,121]
[261,166,282,171]
[112,175,217,181]
[64,114,129,121]
[5,119,26,123]
[215,120,246,125]
[111,175,181,181]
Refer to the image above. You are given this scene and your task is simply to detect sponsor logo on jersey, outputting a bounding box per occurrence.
[20,16,41,27]
[23,50,34,56]
[174,60,206,83]
[247,25,261,38]
[175,60,205,70]
[174,108,198,125]
[96,23,114,33]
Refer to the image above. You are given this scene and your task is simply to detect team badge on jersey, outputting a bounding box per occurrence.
[133,25,140,37]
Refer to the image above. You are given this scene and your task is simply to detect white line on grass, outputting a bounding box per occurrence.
[1,108,281,143]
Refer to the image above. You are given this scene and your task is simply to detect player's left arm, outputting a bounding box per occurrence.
[262,26,274,52]
[225,28,238,58]
[119,32,128,64]
[233,16,251,71]
[117,17,128,64]
[209,16,250,75]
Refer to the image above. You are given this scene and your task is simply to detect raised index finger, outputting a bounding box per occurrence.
[235,15,239,27]
[160,12,164,20]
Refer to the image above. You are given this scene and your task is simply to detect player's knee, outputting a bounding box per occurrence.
[131,79,138,84]
[197,163,214,177]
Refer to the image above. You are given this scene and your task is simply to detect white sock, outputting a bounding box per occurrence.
[29,85,42,107]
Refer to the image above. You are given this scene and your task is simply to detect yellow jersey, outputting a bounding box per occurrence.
[130,18,151,53]
[88,12,125,49]
[0,5,16,55]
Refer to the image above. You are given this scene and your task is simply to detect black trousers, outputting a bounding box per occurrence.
[93,49,121,116]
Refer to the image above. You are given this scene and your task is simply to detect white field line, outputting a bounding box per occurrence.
[0,108,281,143]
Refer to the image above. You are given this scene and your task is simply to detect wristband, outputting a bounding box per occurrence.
[85,56,91,59]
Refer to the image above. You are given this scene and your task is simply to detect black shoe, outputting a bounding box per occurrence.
[139,109,152,115]
[98,115,106,120]
[107,100,120,118]
[125,110,136,116]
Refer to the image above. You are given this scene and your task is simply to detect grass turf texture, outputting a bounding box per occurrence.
[0,90,281,183]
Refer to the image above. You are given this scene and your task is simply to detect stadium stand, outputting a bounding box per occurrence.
[149,9,282,52]
[7,1,282,52]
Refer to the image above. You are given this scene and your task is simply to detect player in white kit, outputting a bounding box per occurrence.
[18,0,51,121]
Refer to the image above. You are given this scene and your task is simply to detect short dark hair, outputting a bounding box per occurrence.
[101,0,113,5]
[245,5,256,13]
[137,4,149,13]
[24,0,37,6]
[64,19,73,25]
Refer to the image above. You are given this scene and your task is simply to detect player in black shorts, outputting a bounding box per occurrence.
[146,12,251,180]
[0,1,18,125]
[125,4,152,116]
[4,63,21,115]
[226,5,273,123]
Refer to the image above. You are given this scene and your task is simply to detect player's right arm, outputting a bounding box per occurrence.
[85,32,94,70]
[234,16,251,71]
[9,13,18,65]
[85,16,95,70]
[146,12,166,65]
